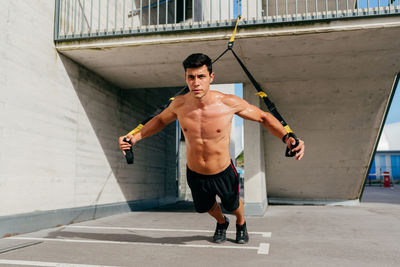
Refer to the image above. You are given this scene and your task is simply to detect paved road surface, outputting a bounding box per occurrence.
[0,186,399,266]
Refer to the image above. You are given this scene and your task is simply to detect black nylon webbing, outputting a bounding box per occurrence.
[229,49,287,127]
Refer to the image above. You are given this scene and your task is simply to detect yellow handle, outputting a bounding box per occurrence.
[126,124,144,136]
[256,92,267,98]
[284,125,294,133]
[229,15,242,43]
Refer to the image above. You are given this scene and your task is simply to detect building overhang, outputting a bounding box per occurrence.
[56,15,400,201]
[56,16,400,89]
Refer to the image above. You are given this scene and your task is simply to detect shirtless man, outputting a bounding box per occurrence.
[119,53,305,244]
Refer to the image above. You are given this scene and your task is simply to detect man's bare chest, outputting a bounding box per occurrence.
[176,105,234,139]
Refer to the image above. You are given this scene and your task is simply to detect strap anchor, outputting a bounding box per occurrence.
[228,15,241,50]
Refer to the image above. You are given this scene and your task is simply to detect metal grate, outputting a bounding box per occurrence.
[54,0,400,40]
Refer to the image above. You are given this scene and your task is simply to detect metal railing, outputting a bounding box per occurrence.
[54,0,400,40]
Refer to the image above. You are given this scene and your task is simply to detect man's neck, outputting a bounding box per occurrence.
[191,90,214,108]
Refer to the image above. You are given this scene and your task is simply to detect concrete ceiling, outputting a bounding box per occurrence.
[56,15,400,201]
[57,16,400,90]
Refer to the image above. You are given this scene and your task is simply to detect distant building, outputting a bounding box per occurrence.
[368,122,400,184]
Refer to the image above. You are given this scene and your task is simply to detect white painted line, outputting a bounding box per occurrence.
[0,259,119,267]
[8,237,269,255]
[262,232,272,238]
[257,243,270,255]
[65,225,272,238]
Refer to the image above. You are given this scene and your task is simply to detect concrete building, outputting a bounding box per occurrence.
[368,121,400,184]
[1,0,400,236]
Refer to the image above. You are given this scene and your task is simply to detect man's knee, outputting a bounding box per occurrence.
[206,201,219,213]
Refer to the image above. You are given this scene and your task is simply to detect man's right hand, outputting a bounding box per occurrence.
[118,135,135,155]
[285,137,305,161]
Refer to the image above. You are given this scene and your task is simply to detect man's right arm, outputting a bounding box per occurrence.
[118,98,179,154]
[225,94,305,160]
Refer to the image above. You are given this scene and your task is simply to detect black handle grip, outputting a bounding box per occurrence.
[285,133,299,157]
[123,138,134,164]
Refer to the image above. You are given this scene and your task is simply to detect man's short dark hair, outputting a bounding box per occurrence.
[183,53,212,74]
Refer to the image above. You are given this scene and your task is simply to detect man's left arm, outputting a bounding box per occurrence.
[228,95,305,160]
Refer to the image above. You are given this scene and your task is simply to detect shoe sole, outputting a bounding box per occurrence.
[213,238,226,243]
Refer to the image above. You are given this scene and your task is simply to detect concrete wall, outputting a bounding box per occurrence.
[243,83,268,215]
[178,140,192,201]
[54,15,400,204]
[261,67,397,202]
[0,0,178,236]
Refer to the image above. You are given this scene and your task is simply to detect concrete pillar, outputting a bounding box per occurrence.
[243,83,268,216]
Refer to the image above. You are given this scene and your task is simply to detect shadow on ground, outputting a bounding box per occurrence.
[146,201,239,216]
[146,201,197,212]
[46,230,213,245]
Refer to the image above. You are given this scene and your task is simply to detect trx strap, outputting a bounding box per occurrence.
[123,16,299,164]
[227,16,299,157]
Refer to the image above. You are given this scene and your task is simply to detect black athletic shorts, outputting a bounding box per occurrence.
[186,161,240,213]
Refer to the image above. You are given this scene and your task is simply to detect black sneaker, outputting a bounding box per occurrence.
[213,216,229,243]
[236,222,249,244]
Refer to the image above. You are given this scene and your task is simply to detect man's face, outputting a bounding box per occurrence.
[185,65,215,99]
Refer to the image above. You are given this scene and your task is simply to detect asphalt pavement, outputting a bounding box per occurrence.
[0,186,399,267]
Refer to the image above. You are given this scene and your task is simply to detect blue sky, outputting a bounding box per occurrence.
[358,0,400,124]
[386,81,400,124]
[358,0,397,8]
[233,0,241,18]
